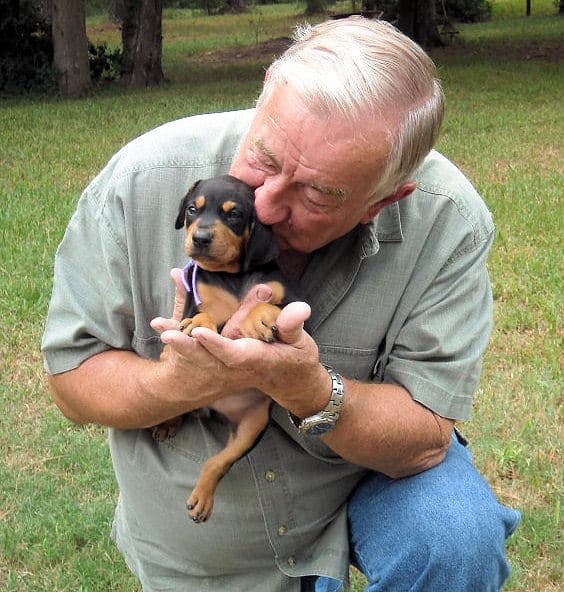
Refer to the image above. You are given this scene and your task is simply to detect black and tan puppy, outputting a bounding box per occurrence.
[153,174,290,523]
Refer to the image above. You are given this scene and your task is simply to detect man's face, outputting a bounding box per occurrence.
[229,85,392,254]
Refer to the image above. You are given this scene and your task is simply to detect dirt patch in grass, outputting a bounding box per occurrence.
[431,37,563,64]
[192,35,562,65]
[190,36,292,64]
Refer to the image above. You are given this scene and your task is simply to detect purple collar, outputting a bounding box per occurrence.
[181,261,202,306]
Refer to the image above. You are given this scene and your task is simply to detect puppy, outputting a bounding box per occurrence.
[153,174,290,523]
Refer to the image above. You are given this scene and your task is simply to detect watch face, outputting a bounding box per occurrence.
[304,420,334,436]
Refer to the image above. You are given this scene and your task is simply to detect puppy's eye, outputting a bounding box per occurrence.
[187,205,198,216]
[225,209,243,220]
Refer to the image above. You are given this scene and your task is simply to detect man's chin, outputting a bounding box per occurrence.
[274,231,316,254]
[274,234,291,251]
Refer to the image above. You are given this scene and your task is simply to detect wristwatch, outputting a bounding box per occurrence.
[290,365,345,436]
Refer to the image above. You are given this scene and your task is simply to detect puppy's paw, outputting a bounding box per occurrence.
[180,312,218,335]
[186,487,215,524]
[240,303,281,343]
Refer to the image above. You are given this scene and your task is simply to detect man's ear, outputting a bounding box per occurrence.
[360,182,417,224]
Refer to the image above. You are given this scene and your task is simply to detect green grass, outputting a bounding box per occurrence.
[1,2,562,590]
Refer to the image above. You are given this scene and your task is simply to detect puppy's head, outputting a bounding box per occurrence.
[175,174,279,273]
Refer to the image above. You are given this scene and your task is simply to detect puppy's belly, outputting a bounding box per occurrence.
[211,390,267,424]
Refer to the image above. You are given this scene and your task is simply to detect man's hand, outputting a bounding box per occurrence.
[190,288,332,418]
[150,268,257,406]
[151,270,330,418]
[150,267,188,333]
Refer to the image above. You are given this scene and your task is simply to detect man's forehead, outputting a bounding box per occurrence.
[252,133,350,203]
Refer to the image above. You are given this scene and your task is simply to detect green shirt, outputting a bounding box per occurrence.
[42,108,495,590]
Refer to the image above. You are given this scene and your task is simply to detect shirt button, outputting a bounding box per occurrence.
[287,556,296,567]
[265,470,276,482]
[278,525,288,536]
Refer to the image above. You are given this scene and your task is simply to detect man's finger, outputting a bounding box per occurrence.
[151,317,181,333]
[191,327,258,366]
[171,267,188,322]
[275,302,311,345]
[242,283,273,305]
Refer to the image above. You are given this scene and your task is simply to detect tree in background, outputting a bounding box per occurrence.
[0,0,53,91]
[397,0,443,46]
[117,0,164,86]
[305,0,326,14]
[51,0,91,95]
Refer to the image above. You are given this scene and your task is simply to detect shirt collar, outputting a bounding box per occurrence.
[359,201,404,259]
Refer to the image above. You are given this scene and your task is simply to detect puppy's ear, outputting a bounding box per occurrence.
[242,219,279,271]
[175,180,201,229]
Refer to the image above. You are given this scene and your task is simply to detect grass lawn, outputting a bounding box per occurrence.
[1,1,562,589]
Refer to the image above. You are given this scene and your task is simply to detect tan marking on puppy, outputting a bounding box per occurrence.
[195,195,206,209]
[237,282,285,342]
[186,396,271,523]
[221,200,238,212]
[265,281,286,305]
[179,312,218,335]
[197,284,240,328]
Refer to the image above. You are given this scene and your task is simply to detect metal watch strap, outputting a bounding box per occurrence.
[289,365,345,436]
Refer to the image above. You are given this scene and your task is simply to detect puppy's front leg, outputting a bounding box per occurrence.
[180,312,218,335]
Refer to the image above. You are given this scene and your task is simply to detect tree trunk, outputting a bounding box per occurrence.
[121,0,164,87]
[305,0,326,16]
[51,0,90,96]
[225,0,247,13]
[397,0,443,47]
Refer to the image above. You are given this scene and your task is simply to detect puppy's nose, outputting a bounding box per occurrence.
[192,229,213,248]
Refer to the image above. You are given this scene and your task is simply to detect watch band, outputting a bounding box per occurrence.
[289,365,345,436]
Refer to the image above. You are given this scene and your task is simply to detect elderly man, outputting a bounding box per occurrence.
[42,17,519,592]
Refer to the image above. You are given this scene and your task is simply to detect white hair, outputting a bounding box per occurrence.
[257,17,444,202]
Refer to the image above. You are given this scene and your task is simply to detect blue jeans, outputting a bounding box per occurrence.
[315,433,521,591]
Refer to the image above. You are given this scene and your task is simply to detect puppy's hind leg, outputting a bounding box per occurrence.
[186,398,271,523]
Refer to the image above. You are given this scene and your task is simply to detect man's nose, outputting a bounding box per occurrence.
[254,177,290,225]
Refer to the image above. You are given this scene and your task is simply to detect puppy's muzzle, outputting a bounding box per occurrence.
[192,228,213,249]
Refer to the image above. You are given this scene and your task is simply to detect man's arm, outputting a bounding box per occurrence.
[48,277,452,475]
[47,269,256,430]
[48,345,237,430]
[190,298,454,478]
[321,380,454,478]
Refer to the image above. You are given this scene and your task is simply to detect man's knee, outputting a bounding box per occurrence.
[399,498,518,589]
[347,442,520,590]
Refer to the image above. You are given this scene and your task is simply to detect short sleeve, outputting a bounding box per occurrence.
[383,221,494,420]
[42,109,255,376]
[41,175,135,375]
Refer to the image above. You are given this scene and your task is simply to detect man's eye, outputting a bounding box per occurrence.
[248,150,277,173]
[307,199,328,211]
[260,160,277,172]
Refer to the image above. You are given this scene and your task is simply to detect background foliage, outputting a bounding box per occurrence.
[2,0,495,92]
[0,0,54,91]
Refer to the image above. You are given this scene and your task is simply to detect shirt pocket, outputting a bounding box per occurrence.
[317,344,380,382]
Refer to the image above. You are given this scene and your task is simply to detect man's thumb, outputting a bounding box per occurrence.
[275,302,311,345]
